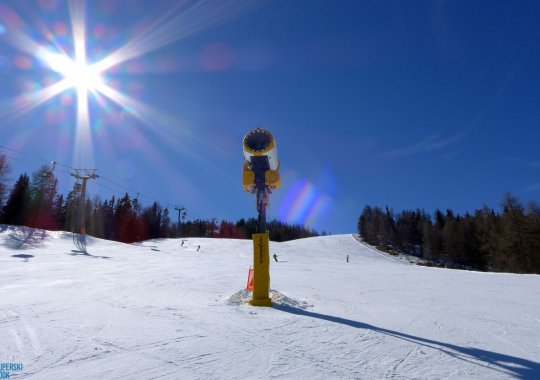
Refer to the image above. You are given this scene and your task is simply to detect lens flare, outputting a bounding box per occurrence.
[13,55,32,70]
[279,178,332,227]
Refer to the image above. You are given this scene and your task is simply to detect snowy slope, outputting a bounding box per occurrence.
[1,225,539,379]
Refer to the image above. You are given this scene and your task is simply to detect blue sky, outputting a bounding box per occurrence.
[1,0,539,234]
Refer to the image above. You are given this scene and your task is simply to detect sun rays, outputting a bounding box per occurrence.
[0,0,259,169]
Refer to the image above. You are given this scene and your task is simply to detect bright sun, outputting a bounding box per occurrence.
[64,60,103,92]
[40,50,104,93]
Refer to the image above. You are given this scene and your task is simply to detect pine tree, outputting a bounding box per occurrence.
[160,207,171,238]
[102,197,116,240]
[358,206,373,243]
[442,212,462,266]
[115,193,138,242]
[53,194,65,230]
[0,154,9,214]
[474,205,500,270]
[383,206,397,246]
[461,213,486,270]
[396,210,424,255]
[499,192,527,272]
[525,201,540,273]
[27,165,58,229]
[88,196,105,238]
[142,202,162,239]
[421,217,437,260]
[62,189,80,233]
[2,173,31,226]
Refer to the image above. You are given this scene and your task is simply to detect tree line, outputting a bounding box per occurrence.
[358,194,540,274]
[0,156,319,243]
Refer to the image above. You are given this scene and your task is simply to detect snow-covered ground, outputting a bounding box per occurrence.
[1,225,539,379]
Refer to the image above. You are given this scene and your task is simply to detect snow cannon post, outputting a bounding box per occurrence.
[242,127,281,307]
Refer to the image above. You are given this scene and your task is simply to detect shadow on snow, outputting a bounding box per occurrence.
[11,253,34,262]
[68,250,111,259]
[1,226,48,249]
[273,304,540,380]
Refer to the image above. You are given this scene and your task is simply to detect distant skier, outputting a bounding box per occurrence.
[197,245,201,252]
[273,253,278,262]
[346,254,349,263]
[181,240,185,247]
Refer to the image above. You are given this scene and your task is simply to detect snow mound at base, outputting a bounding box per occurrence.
[226,289,312,309]
[270,290,312,309]
[226,289,252,305]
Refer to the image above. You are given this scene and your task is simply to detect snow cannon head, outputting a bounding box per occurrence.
[242,128,280,192]
[242,128,279,170]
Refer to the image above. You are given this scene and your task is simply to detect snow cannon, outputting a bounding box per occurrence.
[242,127,280,307]
[242,128,280,193]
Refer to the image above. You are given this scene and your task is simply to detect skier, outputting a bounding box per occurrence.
[273,253,278,262]
[197,245,201,252]
[346,254,349,263]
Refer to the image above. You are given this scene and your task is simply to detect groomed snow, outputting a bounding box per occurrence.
[1,225,539,379]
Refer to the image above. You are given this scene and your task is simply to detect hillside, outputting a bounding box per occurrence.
[1,226,539,379]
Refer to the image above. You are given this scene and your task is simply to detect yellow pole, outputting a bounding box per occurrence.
[249,232,272,306]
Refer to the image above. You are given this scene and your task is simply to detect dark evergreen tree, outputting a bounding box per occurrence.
[218,220,243,238]
[424,209,444,261]
[53,194,65,230]
[235,218,247,239]
[358,206,374,243]
[396,210,424,255]
[525,201,540,273]
[499,192,527,272]
[88,196,105,239]
[358,195,539,274]
[243,218,258,239]
[142,202,162,239]
[266,220,318,241]
[474,205,500,270]
[62,189,80,233]
[383,206,397,246]
[102,197,116,240]
[442,211,461,265]
[27,165,58,229]
[160,207,171,238]
[2,173,31,226]
[461,213,486,270]
[0,154,9,214]
[114,193,140,242]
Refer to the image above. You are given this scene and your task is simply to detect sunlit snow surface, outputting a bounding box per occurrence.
[1,225,539,379]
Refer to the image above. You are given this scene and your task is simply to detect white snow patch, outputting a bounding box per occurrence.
[0,227,539,379]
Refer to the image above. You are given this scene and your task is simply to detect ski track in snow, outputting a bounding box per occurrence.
[0,228,539,379]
